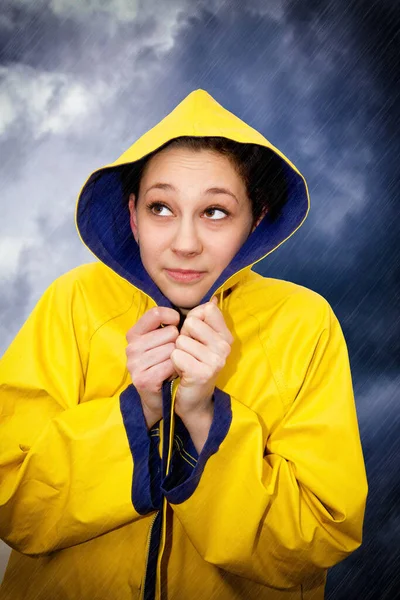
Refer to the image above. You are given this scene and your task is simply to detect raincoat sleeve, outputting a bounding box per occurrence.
[160,292,368,589]
[167,415,199,486]
[0,272,161,557]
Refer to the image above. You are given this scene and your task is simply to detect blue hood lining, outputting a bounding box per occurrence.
[76,146,308,309]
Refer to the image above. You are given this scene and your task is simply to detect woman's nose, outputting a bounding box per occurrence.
[170,220,202,254]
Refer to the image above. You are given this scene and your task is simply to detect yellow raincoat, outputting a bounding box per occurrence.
[0,89,368,599]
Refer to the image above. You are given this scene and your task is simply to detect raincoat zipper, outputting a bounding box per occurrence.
[140,379,175,600]
[139,511,159,599]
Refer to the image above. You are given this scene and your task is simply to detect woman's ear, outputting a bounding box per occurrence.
[128,193,139,244]
[251,208,268,233]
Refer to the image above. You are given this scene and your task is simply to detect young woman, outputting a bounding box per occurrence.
[0,89,368,600]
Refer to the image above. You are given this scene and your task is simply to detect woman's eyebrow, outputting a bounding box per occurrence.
[144,182,239,204]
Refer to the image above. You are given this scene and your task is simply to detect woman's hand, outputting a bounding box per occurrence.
[125,306,180,428]
[171,296,234,419]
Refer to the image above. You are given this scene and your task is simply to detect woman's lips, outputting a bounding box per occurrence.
[165,269,206,282]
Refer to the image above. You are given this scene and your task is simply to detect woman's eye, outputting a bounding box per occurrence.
[147,202,172,216]
[204,207,228,220]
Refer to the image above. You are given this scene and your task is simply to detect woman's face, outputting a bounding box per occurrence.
[128,147,266,315]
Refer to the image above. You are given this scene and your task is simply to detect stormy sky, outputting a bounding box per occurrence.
[0,0,399,597]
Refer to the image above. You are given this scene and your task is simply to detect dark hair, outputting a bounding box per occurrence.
[120,136,288,226]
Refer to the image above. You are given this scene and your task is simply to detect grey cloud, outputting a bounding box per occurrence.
[0,208,94,355]
[0,267,32,348]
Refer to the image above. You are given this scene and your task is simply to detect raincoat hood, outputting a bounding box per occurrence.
[75,89,309,309]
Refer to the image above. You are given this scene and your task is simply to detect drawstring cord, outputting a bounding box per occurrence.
[217,286,224,312]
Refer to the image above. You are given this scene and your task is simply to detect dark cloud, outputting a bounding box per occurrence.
[0,0,163,75]
[0,1,82,69]
[326,374,400,599]
[280,4,400,596]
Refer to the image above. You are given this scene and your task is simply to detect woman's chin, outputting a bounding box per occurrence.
[169,301,197,315]
[164,290,205,311]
